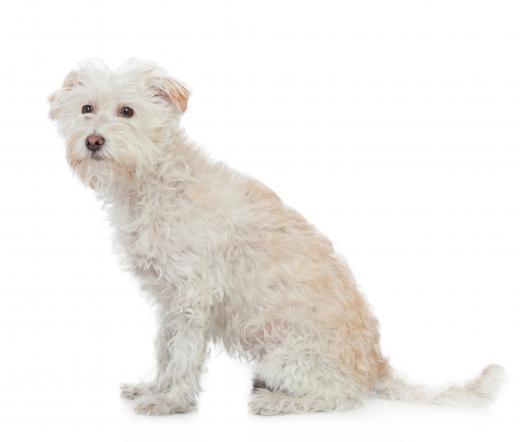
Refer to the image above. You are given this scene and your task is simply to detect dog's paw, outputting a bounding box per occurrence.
[120,382,152,400]
[249,391,281,415]
[134,394,194,416]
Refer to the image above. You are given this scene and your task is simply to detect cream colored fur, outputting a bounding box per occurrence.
[48,59,505,415]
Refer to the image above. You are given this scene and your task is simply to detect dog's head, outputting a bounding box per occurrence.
[49,59,189,194]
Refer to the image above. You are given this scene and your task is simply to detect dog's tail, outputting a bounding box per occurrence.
[373,364,506,406]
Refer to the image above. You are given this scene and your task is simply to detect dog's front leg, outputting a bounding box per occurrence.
[121,315,200,399]
[129,310,209,415]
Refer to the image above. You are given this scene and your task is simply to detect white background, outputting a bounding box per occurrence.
[0,1,519,441]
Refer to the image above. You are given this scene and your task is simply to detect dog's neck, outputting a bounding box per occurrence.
[100,129,209,217]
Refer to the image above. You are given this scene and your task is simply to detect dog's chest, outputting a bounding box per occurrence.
[110,188,232,302]
[112,201,196,286]
[126,223,168,273]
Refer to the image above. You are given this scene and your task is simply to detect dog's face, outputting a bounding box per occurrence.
[49,60,189,194]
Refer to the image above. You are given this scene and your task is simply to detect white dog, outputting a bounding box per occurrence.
[49,60,505,415]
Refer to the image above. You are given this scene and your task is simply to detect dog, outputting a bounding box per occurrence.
[48,60,505,415]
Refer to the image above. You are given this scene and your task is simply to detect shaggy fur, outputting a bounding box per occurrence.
[49,60,505,415]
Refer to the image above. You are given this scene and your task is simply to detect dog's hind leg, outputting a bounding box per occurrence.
[249,388,361,415]
[249,337,366,415]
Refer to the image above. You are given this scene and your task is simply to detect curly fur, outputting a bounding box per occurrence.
[49,59,505,415]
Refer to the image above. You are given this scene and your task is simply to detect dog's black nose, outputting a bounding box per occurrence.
[85,134,105,152]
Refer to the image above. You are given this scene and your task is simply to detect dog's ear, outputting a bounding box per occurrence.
[48,70,83,120]
[60,70,83,91]
[149,74,190,113]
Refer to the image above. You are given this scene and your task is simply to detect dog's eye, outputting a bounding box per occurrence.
[82,104,94,114]
[119,106,134,118]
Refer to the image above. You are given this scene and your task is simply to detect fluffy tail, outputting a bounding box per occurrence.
[374,364,506,406]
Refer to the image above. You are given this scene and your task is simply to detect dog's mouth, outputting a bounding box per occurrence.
[90,151,104,161]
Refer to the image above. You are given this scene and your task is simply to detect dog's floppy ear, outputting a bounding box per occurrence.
[59,70,83,91]
[149,74,190,113]
[48,70,83,120]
